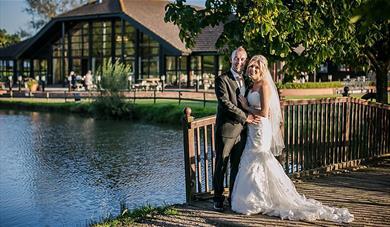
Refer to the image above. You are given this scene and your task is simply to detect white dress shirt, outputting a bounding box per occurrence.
[231,68,245,96]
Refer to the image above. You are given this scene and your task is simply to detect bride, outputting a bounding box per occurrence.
[231,55,354,223]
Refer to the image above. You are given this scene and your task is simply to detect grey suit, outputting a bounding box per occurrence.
[213,70,247,204]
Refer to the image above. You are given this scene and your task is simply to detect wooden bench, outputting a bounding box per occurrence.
[133,78,162,91]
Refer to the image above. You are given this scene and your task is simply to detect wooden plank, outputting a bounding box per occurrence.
[325,99,329,166]
[315,103,320,167]
[203,125,209,192]
[310,104,315,170]
[285,105,290,173]
[211,123,215,185]
[296,105,301,172]
[369,104,374,158]
[335,101,341,163]
[182,120,196,202]
[300,105,304,171]
[387,110,390,154]
[291,105,296,173]
[190,115,216,128]
[196,127,202,192]
[363,101,368,156]
[358,102,365,158]
[372,105,377,156]
[329,100,334,165]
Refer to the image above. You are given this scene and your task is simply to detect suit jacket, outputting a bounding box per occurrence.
[215,71,247,138]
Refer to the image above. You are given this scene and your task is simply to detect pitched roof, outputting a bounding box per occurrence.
[56,0,122,18]
[0,0,224,58]
[119,0,191,54]
[0,38,32,59]
[192,24,224,53]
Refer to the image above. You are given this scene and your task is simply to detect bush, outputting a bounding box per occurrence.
[276,81,344,89]
[90,95,133,119]
[92,59,133,119]
[97,59,132,93]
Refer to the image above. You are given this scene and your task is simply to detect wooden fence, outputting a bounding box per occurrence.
[4,90,217,106]
[181,97,390,202]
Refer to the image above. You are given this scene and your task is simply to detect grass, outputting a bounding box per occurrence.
[1,94,388,125]
[91,204,178,227]
[0,98,217,127]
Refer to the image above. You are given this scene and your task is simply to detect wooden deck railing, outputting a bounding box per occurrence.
[181,97,390,202]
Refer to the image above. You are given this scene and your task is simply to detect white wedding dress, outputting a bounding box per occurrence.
[231,91,354,223]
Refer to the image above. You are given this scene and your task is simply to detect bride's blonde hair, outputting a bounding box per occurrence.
[247,55,269,81]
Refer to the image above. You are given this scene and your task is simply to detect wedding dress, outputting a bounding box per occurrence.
[231,91,354,223]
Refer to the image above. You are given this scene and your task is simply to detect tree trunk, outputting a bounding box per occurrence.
[375,67,388,104]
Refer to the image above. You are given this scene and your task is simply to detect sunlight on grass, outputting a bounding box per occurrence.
[91,204,178,227]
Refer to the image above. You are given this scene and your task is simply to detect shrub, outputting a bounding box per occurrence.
[90,95,133,119]
[92,59,133,119]
[276,81,344,89]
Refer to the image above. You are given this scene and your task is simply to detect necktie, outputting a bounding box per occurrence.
[237,76,243,88]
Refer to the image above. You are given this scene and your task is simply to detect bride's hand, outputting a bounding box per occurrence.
[238,95,249,111]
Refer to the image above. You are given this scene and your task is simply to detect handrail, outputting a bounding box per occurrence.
[182,97,390,202]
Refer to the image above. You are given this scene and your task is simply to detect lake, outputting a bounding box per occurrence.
[0,110,185,226]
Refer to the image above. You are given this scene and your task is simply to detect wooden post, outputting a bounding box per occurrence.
[179,91,182,105]
[182,107,196,203]
[133,89,136,103]
[154,89,156,104]
[203,92,206,108]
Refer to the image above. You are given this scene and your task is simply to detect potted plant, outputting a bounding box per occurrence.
[26,79,39,92]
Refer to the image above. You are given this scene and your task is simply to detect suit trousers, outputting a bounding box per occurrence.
[213,130,246,203]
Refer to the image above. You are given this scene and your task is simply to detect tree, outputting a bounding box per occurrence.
[350,0,390,104]
[165,0,389,104]
[24,0,87,31]
[0,29,21,48]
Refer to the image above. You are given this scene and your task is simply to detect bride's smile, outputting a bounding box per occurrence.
[247,62,261,82]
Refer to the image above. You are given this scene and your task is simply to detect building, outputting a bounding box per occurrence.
[0,0,228,88]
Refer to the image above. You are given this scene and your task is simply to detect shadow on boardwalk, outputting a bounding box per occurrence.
[140,157,390,226]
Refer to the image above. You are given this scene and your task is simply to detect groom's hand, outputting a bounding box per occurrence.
[238,95,249,111]
[246,114,261,124]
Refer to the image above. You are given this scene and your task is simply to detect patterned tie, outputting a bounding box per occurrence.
[237,76,243,88]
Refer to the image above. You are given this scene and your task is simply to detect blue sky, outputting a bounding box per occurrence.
[0,0,206,35]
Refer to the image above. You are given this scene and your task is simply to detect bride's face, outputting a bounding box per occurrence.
[247,61,262,82]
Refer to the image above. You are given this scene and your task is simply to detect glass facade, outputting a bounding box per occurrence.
[0,60,14,80]
[165,56,187,86]
[140,33,159,81]
[0,17,221,88]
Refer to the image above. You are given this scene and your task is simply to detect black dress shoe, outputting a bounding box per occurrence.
[213,201,224,211]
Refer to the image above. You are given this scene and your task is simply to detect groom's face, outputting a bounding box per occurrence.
[231,50,247,74]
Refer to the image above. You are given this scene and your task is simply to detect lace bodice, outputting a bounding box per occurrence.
[247,90,261,109]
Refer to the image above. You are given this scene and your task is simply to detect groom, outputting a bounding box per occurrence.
[213,46,260,211]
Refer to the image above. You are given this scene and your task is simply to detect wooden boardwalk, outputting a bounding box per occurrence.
[139,158,390,226]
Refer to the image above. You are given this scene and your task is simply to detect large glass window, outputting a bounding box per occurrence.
[140,33,159,80]
[33,59,48,78]
[92,21,112,57]
[165,56,187,86]
[0,60,14,80]
[71,22,89,57]
[191,56,201,87]
[123,21,136,73]
[22,60,31,77]
[202,56,215,89]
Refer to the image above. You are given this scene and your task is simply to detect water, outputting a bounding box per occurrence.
[0,110,185,226]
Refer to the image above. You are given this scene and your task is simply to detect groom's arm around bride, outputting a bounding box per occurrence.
[213,46,259,211]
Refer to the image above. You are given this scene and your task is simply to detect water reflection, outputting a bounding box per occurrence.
[0,110,185,227]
